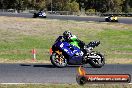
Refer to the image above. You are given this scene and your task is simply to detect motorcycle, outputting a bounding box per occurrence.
[105,16,118,22]
[33,12,46,18]
[50,36,105,68]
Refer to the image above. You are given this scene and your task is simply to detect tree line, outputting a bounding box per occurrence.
[0,0,132,13]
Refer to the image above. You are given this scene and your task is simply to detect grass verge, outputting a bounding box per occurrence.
[0,84,132,88]
[0,16,132,64]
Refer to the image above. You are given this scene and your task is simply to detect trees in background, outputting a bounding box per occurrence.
[64,0,79,12]
[0,0,131,13]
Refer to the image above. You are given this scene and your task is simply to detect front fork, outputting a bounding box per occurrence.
[54,50,64,64]
[83,51,100,62]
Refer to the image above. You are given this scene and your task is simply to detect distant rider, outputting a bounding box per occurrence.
[38,10,43,16]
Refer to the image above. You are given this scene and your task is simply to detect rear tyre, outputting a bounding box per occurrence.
[43,16,46,18]
[33,13,37,18]
[50,52,67,68]
[105,18,109,22]
[88,52,105,68]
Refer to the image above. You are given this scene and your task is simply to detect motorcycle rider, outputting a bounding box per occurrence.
[38,9,43,16]
[109,15,114,19]
[62,31,85,51]
[62,31,87,62]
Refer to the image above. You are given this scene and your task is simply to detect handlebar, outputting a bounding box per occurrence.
[54,36,64,44]
[87,41,100,47]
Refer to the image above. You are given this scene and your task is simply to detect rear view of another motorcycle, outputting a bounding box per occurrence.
[33,11,46,18]
[105,15,118,22]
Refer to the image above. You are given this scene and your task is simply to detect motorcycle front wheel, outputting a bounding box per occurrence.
[50,52,67,68]
[88,52,105,68]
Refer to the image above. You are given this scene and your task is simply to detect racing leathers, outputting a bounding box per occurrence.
[56,35,85,50]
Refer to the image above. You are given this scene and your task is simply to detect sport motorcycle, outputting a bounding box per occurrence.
[50,36,105,68]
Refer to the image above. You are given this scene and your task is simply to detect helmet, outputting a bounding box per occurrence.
[63,31,72,40]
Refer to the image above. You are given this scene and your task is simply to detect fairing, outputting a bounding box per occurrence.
[53,41,83,64]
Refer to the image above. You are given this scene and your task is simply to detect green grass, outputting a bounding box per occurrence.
[0,17,132,63]
[0,36,52,61]
[96,29,132,60]
[0,84,132,88]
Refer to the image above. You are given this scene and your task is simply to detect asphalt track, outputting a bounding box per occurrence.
[0,12,132,83]
[0,12,132,24]
[0,64,132,83]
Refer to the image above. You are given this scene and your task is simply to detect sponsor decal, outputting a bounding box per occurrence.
[76,66,131,85]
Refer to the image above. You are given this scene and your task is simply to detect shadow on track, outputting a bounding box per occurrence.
[33,64,92,68]
[99,21,106,22]
[20,64,32,66]
[33,64,55,68]
[19,64,55,68]
[20,64,92,68]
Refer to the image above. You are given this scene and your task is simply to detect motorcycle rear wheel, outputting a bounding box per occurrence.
[33,13,37,18]
[50,52,67,68]
[105,18,109,22]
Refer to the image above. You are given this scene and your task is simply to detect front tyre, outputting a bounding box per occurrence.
[115,20,118,22]
[50,52,67,68]
[88,52,105,68]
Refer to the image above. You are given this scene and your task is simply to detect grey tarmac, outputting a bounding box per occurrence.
[0,64,131,83]
[0,12,132,24]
